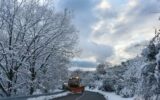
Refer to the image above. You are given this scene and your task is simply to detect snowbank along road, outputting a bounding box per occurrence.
[52,91,106,100]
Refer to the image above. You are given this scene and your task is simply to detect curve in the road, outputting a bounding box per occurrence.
[51,91,106,100]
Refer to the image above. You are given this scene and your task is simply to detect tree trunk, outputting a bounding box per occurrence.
[30,67,36,95]
[7,69,14,96]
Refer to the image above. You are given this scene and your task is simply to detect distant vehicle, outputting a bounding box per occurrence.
[62,76,85,93]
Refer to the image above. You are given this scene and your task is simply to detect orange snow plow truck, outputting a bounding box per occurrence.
[62,76,85,93]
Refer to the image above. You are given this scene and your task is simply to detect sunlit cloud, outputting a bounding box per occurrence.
[96,0,111,10]
[128,0,138,7]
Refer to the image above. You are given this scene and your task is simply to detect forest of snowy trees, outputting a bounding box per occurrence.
[0,0,78,97]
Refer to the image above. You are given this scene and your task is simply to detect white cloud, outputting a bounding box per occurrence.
[96,0,111,10]
[128,0,138,7]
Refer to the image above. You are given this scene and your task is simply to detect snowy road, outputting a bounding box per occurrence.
[0,91,65,100]
[52,91,106,100]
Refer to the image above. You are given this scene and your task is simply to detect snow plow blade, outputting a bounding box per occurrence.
[69,86,85,93]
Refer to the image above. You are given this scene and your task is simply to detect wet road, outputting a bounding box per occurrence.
[52,91,106,100]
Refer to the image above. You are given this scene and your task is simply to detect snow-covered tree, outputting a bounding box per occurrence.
[136,29,160,99]
[118,57,146,97]
[141,42,157,61]
[96,64,106,75]
[0,0,77,97]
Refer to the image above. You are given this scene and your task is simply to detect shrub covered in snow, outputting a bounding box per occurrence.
[120,87,134,98]
[101,65,127,93]
[96,64,106,75]
[102,77,116,92]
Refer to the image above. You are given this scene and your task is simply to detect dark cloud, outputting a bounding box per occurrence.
[124,40,149,56]
[113,0,160,37]
[79,41,114,63]
[95,8,118,19]
[72,60,97,68]
[57,0,95,12]
[56,0,99,37]
[91,43,114,63]
[129,0,160,16]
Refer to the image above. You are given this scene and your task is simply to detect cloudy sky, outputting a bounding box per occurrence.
[55,0,160,70]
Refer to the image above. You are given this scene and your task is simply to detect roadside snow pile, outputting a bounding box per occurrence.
[27,92,70,100]
[32,89,42,95]
[86,87,135,100]
[51,89,64,93]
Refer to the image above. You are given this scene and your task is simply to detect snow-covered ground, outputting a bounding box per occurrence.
[86,87,135,100]
[32,89,63,95]
[27,87,135,100]
[27,92,70,100]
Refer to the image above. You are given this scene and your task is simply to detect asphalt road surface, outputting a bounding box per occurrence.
[52,91,106,100]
